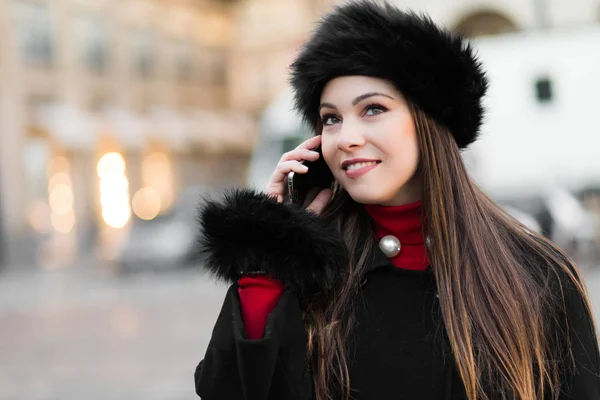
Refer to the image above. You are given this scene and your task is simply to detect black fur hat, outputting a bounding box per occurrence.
[290,0,488,149]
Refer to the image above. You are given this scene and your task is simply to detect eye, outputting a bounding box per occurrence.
[364,104,387,116]
[321,114,341,126]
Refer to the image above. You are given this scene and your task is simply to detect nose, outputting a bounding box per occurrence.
[336,120,365,151]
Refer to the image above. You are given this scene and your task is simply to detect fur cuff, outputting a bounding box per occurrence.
[198,188,347,300]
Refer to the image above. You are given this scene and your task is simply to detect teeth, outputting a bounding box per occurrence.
[347,161,377,171]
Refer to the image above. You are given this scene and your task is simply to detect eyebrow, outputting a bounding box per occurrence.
[319,92,394,112]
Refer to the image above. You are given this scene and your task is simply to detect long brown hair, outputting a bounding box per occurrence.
[302,103,597,400]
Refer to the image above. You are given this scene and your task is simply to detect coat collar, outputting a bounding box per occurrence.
[367,246,433,275]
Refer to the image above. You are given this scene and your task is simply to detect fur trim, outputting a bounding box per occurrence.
[198,188,347,301]
[290,0,488,149]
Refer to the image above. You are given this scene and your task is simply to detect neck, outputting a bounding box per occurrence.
[379,176,423,206]
[364,201,429,271]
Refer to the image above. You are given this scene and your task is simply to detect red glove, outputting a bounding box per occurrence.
[237,276,285,340]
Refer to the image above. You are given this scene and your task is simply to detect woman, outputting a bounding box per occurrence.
[195,2,600,399]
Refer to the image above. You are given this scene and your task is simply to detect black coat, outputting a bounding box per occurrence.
[194,189,600,400]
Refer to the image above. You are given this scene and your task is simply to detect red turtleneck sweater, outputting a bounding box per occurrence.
[237,201,429,339]
[364,201,429,271]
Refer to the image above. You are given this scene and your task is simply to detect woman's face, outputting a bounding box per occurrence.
[319,76,422,206]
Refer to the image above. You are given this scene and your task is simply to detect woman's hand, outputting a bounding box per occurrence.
[265,135,332,215]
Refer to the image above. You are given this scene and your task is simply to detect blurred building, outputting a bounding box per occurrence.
[0,0,252,268]
[228,0,600,115]
[1,0,599,269]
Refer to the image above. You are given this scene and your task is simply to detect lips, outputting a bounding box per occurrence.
[341,158,381,170]
[346,161,378,171]
[343,161,380,178]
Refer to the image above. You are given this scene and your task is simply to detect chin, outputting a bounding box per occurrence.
[345,188,392,205]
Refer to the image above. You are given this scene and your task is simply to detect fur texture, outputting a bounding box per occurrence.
[197,189,347,301]
[290,0,488,149]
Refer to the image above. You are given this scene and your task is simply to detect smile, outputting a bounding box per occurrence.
[344,161,380,178]
[346,161,378,171]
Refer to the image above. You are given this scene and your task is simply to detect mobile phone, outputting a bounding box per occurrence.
[287,147,334,206]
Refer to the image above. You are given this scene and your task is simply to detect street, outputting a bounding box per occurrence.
[0,264,228,400]
[1,262,599,400]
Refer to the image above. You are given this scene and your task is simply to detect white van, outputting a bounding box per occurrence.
[463,26,600,197]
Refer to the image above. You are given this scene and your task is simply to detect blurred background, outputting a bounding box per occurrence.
[0,0,599,398]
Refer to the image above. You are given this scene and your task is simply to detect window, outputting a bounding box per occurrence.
[12,1,54,67]
[205,47,227,86]
[174,39,194,82]
[131,28,157,79]
[76,16,109,74]
[535,76,553,103]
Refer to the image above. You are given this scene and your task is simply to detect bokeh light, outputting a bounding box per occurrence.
[141,151,174,212]
[50,209,75,234]
[46,167,76,233]
[49,183,74,216]
[132,187,161,220]
[97,152,126,178]
[101,206,131,229]
[48,171,72,190]
[98,152,131,229]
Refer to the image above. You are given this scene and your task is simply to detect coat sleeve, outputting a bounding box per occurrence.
[559,277,600,399]
[194,189,347,400]
[194,284,313,400]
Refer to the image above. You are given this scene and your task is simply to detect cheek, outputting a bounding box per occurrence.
[404,134,420,165]
[321,137,335,167]
[382,123,419,170]
[397,140,419,172]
